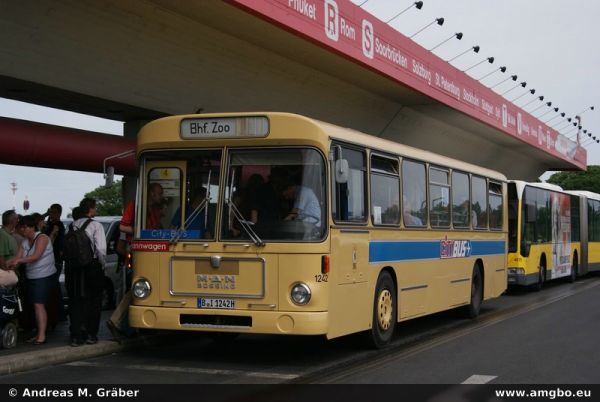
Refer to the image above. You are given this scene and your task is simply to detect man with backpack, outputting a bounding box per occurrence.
[64,198,106,347]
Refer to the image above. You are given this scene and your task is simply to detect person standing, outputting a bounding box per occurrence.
[7,215,56,344]
[67,198,106,346]
[43,203,67,325]
[43,204,66,267]
[0,210,18,286]
[106,200,135,341]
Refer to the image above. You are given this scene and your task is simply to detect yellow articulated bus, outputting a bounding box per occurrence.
[128,112,507,347]
[566,190,600,275]
[507,181,600,290]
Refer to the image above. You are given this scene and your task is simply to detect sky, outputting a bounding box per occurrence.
[1,0,598,215]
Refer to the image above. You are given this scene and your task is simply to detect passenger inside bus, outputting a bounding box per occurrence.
[282,176,321,227]
[146,183,164,229]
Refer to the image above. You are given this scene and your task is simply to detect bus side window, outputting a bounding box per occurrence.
[472,176,488,229]
[402,159,427,227]
[429,166,450,228]
[332,145,367,223]
[489,182,503,230]
[370,155,399,225]
[452,171,470,228]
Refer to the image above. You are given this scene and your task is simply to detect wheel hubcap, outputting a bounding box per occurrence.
[377,289,393,330]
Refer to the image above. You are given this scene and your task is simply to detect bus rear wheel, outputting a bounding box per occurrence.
[569,256,578,283]
[367,271,396,349]
[464,265,483,318]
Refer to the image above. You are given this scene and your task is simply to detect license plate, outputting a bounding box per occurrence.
[198,297,235,309]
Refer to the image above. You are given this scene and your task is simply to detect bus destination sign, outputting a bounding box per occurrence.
[180,116,269,139]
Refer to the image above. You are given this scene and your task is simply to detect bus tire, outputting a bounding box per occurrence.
[533,263,546,292]
[367,271,396,349]
[464,264,483,319]
[569,255,578,283]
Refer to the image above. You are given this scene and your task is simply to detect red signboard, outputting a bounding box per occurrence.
[228,0,586,169]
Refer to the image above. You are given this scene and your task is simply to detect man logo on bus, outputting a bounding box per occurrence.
[324,0,339,41]
[440,236,472,259]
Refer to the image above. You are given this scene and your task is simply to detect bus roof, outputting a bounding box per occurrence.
[510,180,563,193]
[565,190,600,201]
[315,119,506,181]
[510,180,600,201]
[139,112,507,181]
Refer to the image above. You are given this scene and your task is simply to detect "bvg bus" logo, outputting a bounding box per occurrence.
[440,237,472,259]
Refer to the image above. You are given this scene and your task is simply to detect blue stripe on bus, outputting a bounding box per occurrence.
[369,240,505,263]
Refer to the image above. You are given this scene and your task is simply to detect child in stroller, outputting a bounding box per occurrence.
[0,286,20,349]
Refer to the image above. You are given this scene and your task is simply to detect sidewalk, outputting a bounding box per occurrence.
[0,310,164,376]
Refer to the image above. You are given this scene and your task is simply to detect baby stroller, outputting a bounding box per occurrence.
[0,286,20,349]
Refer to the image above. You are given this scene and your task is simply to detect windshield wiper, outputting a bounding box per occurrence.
[170,170,212,245]
[227,198,265,247]
[170,198,208,245]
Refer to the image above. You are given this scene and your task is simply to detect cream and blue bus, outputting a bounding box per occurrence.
[128,112,507,347]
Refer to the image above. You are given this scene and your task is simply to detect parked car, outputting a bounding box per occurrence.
[60,216,123,310]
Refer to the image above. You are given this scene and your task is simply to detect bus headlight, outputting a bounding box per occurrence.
[132,278,151,299]
[508,268,525,276]
[290,282,311,305]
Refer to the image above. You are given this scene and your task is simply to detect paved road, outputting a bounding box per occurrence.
[316,278,600,384]
[1,276,598,385]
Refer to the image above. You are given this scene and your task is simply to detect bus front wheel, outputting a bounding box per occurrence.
[367,271,397,349]
[533,264,546,292]
[464,264,483,318]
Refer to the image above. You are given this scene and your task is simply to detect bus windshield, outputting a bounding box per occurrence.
[140,149,222,241]
[221,148,326,242]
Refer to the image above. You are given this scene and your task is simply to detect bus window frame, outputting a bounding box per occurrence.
[331,141,368,226]
[369,152,401,227]
[451,169,471,230]
[488,180,504,231]
[143,165,184,235]
[471,174,489,231]
[401,158,428,229]
[222,145,329,243]
[428,165,451,229]
[137,149,224,242]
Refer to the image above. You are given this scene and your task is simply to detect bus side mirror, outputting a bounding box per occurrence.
[104,166,115,187]
[335,159,349,184]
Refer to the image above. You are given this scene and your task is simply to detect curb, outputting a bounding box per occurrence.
[0,333,171,376]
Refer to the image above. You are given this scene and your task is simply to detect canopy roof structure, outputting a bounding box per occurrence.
[0,0,586,179]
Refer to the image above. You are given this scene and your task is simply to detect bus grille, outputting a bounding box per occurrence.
[180,314,252,329]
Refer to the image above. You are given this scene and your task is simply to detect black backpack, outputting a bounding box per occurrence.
[63,218,94,267]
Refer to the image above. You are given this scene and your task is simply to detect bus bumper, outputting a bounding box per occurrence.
[507,269,538,286]
[129,305,329,336]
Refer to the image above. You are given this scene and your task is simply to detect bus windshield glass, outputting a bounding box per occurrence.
[140,149,222,241]
[221,148,326,242]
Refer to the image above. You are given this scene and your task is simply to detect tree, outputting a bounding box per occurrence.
[547,165,600,193]
[84,180,123,216]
